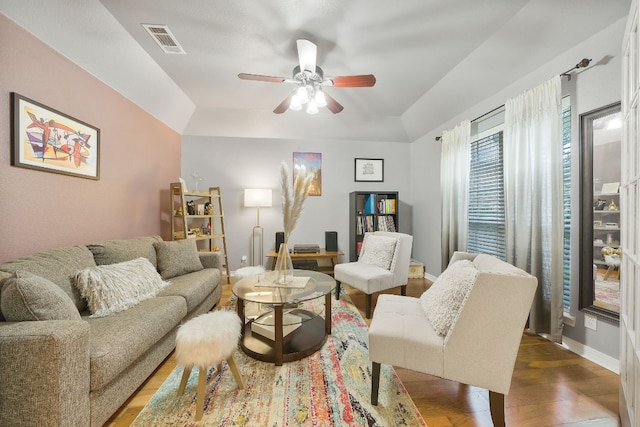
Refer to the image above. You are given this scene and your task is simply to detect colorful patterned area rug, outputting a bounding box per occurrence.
[131,296,427,427]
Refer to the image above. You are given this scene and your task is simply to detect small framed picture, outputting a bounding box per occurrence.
[354,158,384,182]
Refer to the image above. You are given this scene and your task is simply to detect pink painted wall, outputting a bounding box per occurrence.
[0,15,181,262]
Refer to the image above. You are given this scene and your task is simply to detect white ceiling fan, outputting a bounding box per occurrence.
[238,39,376,114]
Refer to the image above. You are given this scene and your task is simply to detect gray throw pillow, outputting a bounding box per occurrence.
[154,239,204,280]
[1,271,81,321]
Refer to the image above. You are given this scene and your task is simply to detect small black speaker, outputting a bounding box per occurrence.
[325,231,338,252]
[275,231,285,251]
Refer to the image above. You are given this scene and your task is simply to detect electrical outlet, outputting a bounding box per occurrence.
[240,255,248,266]
[584,313,597,331]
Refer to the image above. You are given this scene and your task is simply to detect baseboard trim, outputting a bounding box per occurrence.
[561,335,620,374]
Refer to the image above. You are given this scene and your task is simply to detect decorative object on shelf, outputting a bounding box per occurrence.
[11,92,100,180]
[190,172,204,192]
[186,200,195,215]
[275,161,313,285]
[594,199,607,210]
[293,152,322,196]
[608,200,618,211]
[244,188,273,266]
[354,158,384,182]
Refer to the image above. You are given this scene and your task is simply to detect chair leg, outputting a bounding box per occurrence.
[365,294,372,319]
[371,362,381,405]
[177,365,192,396]
[400,284,407,296]
[226,356,244,389]
[489,391,505,427]
[335,281,341,300]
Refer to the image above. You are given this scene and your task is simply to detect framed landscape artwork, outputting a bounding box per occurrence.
[354,158,384,182]
[11,93,100,180]
[293,152,322,196]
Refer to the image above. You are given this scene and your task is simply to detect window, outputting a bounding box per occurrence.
[562,101,571,309]
[468,130,506,259]
[466,99,571,307]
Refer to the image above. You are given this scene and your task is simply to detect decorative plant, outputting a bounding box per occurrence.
[279,160,313,242]
[275,160,312,284]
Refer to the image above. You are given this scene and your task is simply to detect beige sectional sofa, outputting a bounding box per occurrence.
[0,235,223,427]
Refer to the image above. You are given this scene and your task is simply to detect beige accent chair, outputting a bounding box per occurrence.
[368,251,538,426]
[334,231,413,318]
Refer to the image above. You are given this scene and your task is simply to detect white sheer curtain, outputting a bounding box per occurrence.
[504,75,564,342]
[440,120,471,270]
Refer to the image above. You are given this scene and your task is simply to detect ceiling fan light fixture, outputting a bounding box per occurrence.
[306,101,319,115]
[314,89,327,108]
[289,93,302,111]
[296,86,309,104]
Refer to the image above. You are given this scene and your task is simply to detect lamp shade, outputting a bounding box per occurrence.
[244,189,272,207]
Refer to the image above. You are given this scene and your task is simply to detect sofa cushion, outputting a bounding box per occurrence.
[0,245,96,312]
[420,259,478,336]
[74,257,171,318]
[87,235,162,268]
[85,295,187,391]
[154,239,204,280]
[1,271,81,321]
[157,268,220,313]
[358,234,399,270]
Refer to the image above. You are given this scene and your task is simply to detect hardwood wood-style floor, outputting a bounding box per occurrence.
[105,277,621,427]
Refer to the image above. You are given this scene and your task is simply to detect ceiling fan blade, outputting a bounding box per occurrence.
[273,93,294,114]
[326,74,376,87]
[238,73,286,83]
[324,93,344,114]
[296,39,317,72]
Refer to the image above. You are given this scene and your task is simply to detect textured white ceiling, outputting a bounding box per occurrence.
[0,0,631,141]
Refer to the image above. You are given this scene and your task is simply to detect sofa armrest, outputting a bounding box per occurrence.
[199,251,222,269]
[0,320,91,427]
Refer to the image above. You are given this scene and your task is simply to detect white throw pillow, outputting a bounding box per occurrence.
[74,257,171,317]
[358,234,399,270]
[420,259,478,336]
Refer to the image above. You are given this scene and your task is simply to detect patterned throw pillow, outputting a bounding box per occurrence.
[1,271,81,321]
[358,234,399,270]
[74,257,170,317]
[419,259,478,336]
[153,239,204,280]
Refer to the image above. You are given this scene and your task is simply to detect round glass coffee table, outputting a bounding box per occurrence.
[232,269,335,365]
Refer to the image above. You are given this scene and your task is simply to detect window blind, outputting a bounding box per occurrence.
[468,131,506,259]
[562,103,572,309]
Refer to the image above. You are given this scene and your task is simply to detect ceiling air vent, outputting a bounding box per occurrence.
[142,24,185,54]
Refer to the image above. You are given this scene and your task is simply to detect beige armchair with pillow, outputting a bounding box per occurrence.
[368,251,538,427]
[334,231,413,318]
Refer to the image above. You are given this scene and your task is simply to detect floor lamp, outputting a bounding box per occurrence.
[244,189,272,266]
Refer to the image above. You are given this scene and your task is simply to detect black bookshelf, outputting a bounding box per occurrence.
[349,191,399,262]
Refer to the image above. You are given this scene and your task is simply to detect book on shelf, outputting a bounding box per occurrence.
[377,198,397,214]
[364,194,376,214]
[377,215,396,232]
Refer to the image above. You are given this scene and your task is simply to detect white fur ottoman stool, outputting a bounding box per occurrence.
[175,310,244,421]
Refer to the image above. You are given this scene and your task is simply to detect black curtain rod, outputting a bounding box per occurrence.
[435,104,503,142]
[436,57,592,141]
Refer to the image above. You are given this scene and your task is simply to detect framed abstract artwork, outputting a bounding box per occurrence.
[293,152,322,196]
[11,93,100,180]
[354,158,383,182]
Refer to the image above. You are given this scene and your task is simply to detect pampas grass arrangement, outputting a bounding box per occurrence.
[280,160,313,242]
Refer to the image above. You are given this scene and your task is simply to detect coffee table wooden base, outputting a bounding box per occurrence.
[240,311,327,365]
